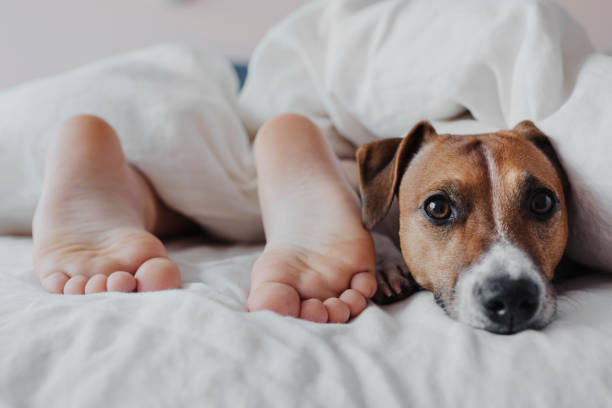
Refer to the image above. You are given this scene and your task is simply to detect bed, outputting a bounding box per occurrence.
[2,1,612,407]
[2,235,612,407]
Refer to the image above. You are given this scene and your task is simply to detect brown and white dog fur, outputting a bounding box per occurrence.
[358,121,569,334]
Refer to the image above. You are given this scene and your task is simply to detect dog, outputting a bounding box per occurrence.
[357,120,569,334]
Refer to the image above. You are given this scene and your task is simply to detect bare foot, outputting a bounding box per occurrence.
[33,115,187,294]
[249,114,377,323]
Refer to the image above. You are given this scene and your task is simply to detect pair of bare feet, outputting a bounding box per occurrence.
[33,113,377,323]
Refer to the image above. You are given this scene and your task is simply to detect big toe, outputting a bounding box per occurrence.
[351,271,377,298]
[134,257,180,292]
[248,282,301,317]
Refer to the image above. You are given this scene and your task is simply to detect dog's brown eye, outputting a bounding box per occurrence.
[529,189,557,219]
[424,195,452,220]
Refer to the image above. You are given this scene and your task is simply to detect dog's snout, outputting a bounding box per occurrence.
[477,276,540,333]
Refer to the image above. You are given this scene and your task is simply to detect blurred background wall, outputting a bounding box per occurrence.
[0,0,610,90]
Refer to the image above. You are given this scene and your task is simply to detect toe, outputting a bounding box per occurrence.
[134,257,181,292]
[248,282,301,317]
[299,299,328,323]
[323,298,351,323]
[85,274,107,294]
[387,266,409,294]
[350,271,377,298]
[63,275,88,295]
[107,271,137,292]
[40,271,70,294]
[339,289,367,317]
[376,272,393,297]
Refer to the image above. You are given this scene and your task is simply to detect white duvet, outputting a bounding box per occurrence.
[0,45,262,243]
[241,0,612,272]
[2,0,612,407]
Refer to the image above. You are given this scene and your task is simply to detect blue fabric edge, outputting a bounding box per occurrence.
[232,64,248,90]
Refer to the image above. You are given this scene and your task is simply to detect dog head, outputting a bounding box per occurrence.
[357,121,569,334]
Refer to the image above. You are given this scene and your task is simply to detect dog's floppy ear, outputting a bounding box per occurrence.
[357,121,437,229]
[513,120,570,196]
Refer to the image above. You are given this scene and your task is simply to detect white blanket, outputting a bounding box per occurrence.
[1,236,612,407]
[0,45,262,242]
[240,0,612,272]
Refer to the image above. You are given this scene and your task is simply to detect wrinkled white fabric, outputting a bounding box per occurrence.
[240,0,612,271]
[0,237,611,407]
[0,45,262,242]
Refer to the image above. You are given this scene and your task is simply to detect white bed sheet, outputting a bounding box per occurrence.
[1,236,611,407]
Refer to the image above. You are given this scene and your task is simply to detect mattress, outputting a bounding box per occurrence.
[1,235,611,407]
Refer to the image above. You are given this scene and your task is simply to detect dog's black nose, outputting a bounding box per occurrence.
[478,276,540,333]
